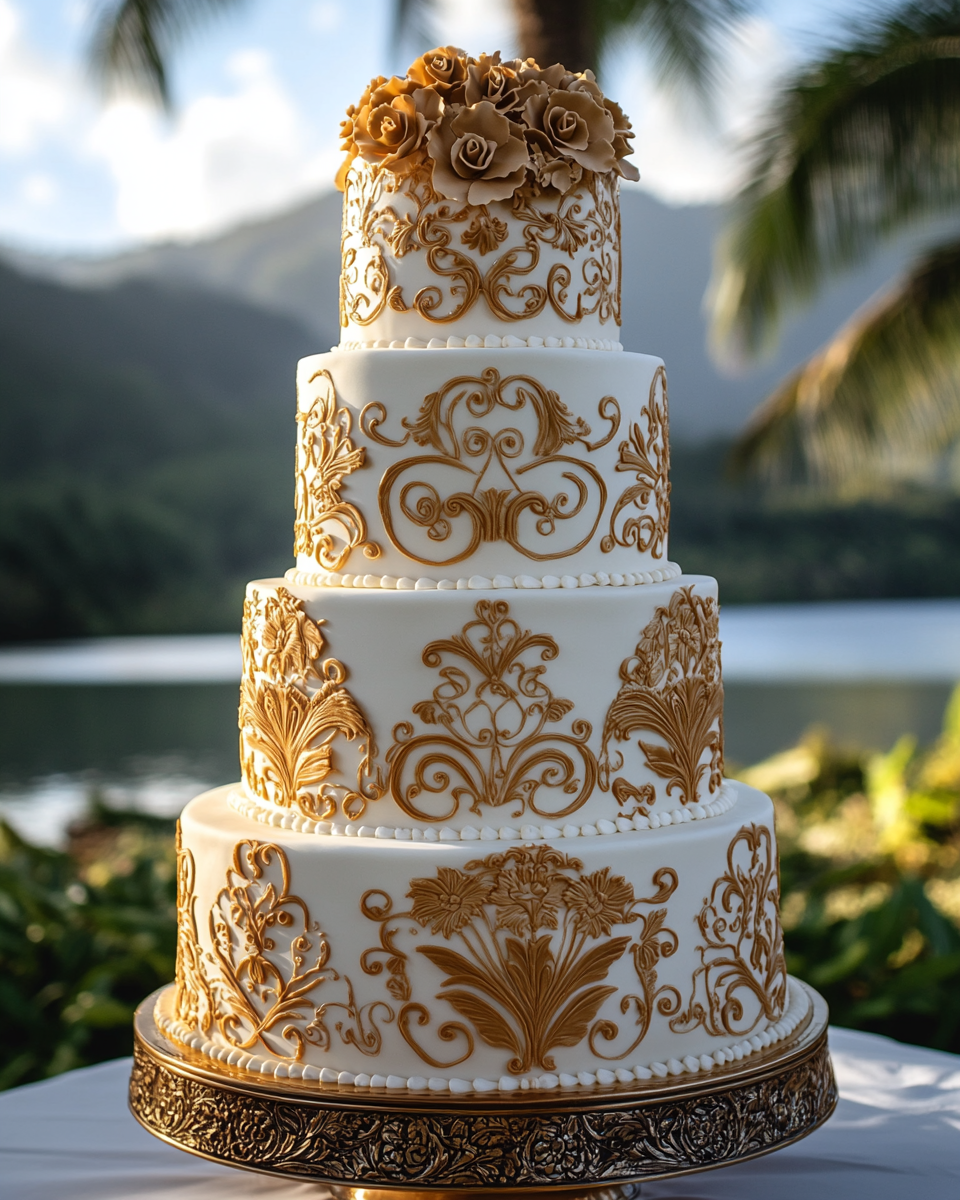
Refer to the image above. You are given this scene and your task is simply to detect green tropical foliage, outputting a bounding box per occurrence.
[0,804,178,1090]
[738,686,960,1048]
[712,0,960,486]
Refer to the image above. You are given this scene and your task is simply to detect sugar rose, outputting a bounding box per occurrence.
[354,84,442,176]
[603,97,641,181]
[465,52,537,115]
[524,88,616,174]
[428,100,529,204]
[408,45,468,99]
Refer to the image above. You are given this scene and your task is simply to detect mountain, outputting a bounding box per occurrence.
[6,186,916,440]
[0,261,315,642]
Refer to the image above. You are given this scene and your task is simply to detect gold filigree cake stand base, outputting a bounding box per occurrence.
[130,980,836,1195]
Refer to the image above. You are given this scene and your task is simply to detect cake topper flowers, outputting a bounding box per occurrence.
[337,47,639,197]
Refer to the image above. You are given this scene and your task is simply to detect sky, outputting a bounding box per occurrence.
[0,0,876,255]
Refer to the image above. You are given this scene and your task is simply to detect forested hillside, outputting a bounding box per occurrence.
[0,262,317,642]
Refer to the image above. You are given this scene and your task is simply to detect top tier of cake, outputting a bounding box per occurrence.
[336,49,637,348]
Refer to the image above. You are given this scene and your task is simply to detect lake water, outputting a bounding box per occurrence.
[2,598,957,845]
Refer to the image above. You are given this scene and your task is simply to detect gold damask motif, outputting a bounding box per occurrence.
[173,824,216,1034]
[600,587,723,807]
[671,824,787,1039]
[208,841,333,1060]
[339,162,621,330]
[359,369,618,565]
[240,588,384,821]
[361,847,677,1076]
[601,365,670,559]
[294,369,380,572]
[385,598,597,822]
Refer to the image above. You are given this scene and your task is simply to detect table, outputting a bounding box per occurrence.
[1,1028,958,1199]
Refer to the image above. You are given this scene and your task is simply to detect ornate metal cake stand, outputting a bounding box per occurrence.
[130,979,836,1196]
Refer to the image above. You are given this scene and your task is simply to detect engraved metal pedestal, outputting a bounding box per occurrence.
[130,980,836,1195]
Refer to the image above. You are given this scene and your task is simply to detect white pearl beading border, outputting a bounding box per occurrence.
[337,335,624,352]
[285,563,682,592]
[228,780,737,842]
[156,972,808,1095]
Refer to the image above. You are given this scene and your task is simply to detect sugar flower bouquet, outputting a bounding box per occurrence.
[337,47,639,203]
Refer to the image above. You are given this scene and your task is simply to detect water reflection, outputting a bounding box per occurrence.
[0,680,953,846]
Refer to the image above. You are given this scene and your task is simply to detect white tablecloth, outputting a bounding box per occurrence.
[1,1028,958,1199]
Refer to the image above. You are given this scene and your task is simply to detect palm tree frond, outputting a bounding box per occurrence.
[731,239,960,488]
[711,0,960,358]
[596,0,749,101]
[89,0,244,107]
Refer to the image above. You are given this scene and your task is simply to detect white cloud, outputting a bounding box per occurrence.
[84,49,334,241]
[21,172,57,205]
[609,17,790,205]
[0,0,73,154]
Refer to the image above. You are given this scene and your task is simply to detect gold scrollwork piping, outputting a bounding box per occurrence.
[294,368,380,572]
[339,163,621,332]
[362,368,611,565]
[360,888,475,1069]
[173,824,217,1034]
[385,598,597,822]
[671,823,788,1039]
[208,840,333,1060]
[599,585,724,807]
[602,365,670,559]
[240,587,384,822]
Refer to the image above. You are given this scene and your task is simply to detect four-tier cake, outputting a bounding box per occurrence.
[158,47,802,1099]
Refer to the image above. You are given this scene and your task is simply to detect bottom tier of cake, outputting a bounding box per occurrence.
[165,782,795,1092]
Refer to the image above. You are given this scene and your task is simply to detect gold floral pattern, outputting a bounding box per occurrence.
[240,587,383,822]
[339,160,621,331]
[386,599,598,821]
[294,369,380,572]
[361,847,678,1075]
[600,587,724,807]
[671,824,787,1038]
[173,824,216,1034]
[208,841,333,1060]
[601,365,670,559]
[359,369,618,565]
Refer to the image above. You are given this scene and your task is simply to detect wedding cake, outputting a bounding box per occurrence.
[159,48,803,1096]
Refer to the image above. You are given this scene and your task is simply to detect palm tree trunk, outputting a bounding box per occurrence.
[512,0,596,72]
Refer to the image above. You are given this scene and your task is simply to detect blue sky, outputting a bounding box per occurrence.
[0,0,875,254]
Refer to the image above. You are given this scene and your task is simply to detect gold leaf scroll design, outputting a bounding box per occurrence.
[601,365,671,560]
[173,823,217,1034]
[240,587,384,822]
[360,370,618,566]
[589,867,681,1061]
[599,586,724,807]
[208,840,333,1060]
[670,824,787,1038]
[293,368,380,572]
[339,162,620,328]
[386,598,597,823]
[363,846,675,1076]
[544,173,622,326]
[360,889,475,1069]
